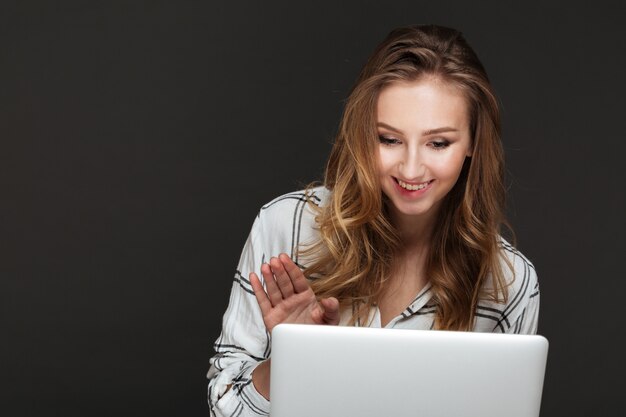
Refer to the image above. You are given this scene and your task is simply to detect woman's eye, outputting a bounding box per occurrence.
[430,140,450,150]
[378,135,399,145]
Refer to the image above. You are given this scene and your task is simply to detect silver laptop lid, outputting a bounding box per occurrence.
[270,324,548,417]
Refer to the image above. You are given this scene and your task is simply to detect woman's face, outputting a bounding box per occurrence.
[376,77,472,226]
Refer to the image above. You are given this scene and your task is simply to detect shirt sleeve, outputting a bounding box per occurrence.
[207,214,271,417]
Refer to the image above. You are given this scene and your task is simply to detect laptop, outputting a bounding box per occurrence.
[270,323,548,417]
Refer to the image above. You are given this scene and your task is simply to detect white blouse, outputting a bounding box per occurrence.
[207,187,540,417]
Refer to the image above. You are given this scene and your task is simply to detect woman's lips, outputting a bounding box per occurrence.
[396,178,432,191]
[392,177,434,196]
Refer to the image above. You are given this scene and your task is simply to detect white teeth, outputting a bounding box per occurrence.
[398,179,430,191]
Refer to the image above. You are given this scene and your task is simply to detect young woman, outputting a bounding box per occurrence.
[207,24,539,417]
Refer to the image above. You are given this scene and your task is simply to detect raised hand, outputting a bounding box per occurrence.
[249,253,340,333]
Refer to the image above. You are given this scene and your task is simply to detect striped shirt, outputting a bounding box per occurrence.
[207,187,540,417]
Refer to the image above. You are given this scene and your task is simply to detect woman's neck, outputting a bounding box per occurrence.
[390,209,437,251]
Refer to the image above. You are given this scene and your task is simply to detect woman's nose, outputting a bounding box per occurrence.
[399,147,424,180]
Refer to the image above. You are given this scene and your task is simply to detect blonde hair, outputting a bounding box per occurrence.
[302,25,511,330]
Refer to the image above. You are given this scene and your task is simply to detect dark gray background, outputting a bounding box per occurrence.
[2,1,624,416]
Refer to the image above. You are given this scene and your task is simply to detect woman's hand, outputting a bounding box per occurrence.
[250,253,340,333]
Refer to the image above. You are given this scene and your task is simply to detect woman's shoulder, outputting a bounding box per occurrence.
[497,238,537,281]
[495,237,539,304]
[257,186,330,219]
[249,186,330,252]
[479,238,538,301]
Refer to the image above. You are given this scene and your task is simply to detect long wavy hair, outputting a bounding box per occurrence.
[301,24,512,330]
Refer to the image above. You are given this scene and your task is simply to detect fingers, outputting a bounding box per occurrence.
[259,262,284,307]
[278,253,310,293]
[251,255,340,330]
[320,297,340,325]
[269,256,295,299]
[253,256,300,308]
[250,272,272,317]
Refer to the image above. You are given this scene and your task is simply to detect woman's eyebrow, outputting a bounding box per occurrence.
[376,122,404,134]
[377,122,458,136]
[423,127,459,135]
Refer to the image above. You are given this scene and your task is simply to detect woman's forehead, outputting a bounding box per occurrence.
[375,78,470,132]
